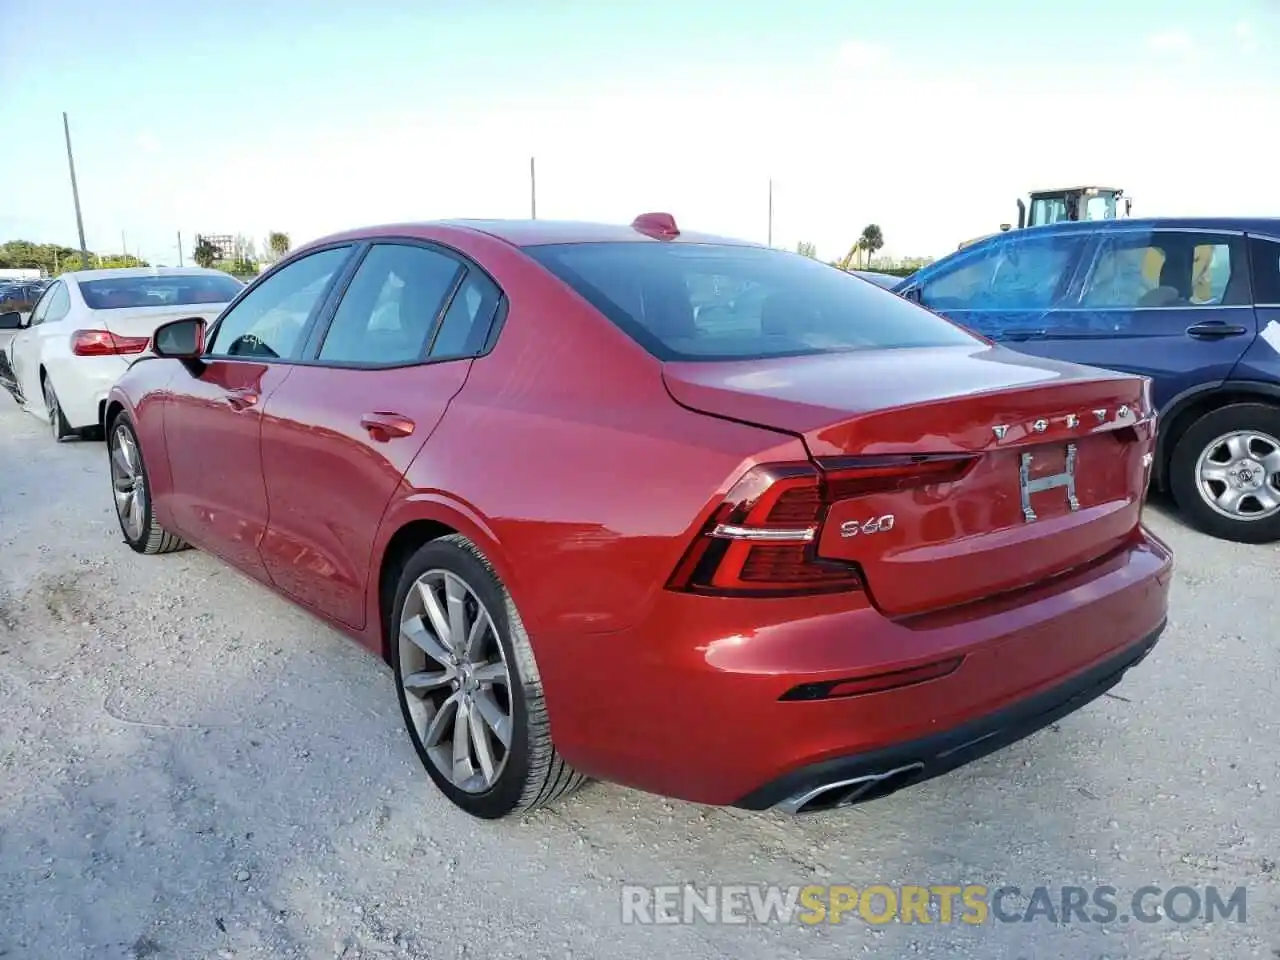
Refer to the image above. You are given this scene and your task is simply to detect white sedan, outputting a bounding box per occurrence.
[0,267,244,440]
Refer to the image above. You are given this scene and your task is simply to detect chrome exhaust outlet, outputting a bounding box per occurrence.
[774,762,925,815]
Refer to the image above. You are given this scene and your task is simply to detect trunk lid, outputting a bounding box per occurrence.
[664,345,1155,616]
[91,304,228,341]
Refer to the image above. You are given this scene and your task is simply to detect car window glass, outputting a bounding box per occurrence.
[1079,231,1246,309]
[318,244,463,365]
[918,234,1084,312]
[43,283,70,323]
[527,243,976,361]
[429,269,501,359]
[206,247,350,359]
[27,285,56,326]
[1249,237,1280,304]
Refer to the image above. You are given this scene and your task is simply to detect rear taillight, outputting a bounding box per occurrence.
[667,456,975,598]
[71,329,150,357]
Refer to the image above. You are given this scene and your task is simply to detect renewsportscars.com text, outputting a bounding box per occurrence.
[621,884,1247,926]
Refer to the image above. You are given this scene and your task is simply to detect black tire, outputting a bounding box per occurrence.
[107,414,190,555]
[1168,402,1280,544]
[390,534,587,819]
[42,373,74,442]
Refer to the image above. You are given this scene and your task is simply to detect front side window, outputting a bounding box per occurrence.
[1078,231,1246,309]
[916,233,1086,312]
[80,273,243,310]
[206,247,351,359]
[317,243,464,365]
[527,242,976,361]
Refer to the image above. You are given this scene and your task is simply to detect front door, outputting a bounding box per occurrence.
[259,240,503,628]
[162,245,355,578]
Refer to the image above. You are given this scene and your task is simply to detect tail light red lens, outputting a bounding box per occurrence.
[71,329,151,357]
[667,455,975,598]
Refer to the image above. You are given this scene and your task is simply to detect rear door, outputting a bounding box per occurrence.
[161,246,355,577]
[1235,234,1280,381]
[258,240,503,628]
[994,228,1256,412]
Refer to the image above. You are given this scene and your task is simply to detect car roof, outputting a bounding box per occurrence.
[306,218,763,250]
[1012,216,1280,238]
[59,266,232,282]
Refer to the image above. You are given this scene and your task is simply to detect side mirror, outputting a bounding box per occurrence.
[0,311,22,330]
[152,316,206,358]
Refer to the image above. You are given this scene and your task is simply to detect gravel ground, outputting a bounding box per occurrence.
[1,400,1277,960]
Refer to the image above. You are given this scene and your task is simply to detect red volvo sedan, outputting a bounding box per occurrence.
[105,214,1173,818]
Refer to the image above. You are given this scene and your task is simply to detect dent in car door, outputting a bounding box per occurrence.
[10,285,54,403]
[258,241,502,629]
[1009,229,1256,411]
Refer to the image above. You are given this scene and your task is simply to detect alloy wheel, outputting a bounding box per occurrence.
[110,424,147,540]
[398,569,513,793]
[1195,429,1280,521]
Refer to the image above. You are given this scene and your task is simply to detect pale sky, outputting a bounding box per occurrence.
[1,0,1277,265]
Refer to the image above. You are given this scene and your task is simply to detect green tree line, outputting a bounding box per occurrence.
[0,240,148,274]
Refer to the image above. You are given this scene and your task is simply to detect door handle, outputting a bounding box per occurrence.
[1186,321,1249,339]
[361,412,416,441]
[224,389,260,411]
[1001,328,1047,341]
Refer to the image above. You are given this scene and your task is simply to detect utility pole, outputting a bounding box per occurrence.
[121,230,127,262]
[767,178,774,247]
[530,156,537,219]
[62,112,91,270]
[177,231,184,266]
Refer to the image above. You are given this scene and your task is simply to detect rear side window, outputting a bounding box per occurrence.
[526,242,976,361]
[1250,237,1280,304]
[1079,231,1247,308]
[80,274,244,310]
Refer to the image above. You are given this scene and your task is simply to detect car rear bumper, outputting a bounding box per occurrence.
[736,618,1164,812]
[53,356,129,430]
[536,525,1173,807]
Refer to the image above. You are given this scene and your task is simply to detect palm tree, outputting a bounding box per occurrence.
[192,237,218,268]
[859,224,884,269]
[268,231,290,259]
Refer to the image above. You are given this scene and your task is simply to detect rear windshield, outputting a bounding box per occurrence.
[80,274,244,310]
[526,242,977,361]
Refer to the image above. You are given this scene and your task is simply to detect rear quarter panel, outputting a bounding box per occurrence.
[374,229,808,645]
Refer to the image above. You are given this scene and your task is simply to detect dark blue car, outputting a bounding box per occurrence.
[895,218,1280,543]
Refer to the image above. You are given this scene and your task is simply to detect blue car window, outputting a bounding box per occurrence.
[918,233,1085,312]
[1078,231,1247,310]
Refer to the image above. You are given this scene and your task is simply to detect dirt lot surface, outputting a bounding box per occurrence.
[1,402,1277,959]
